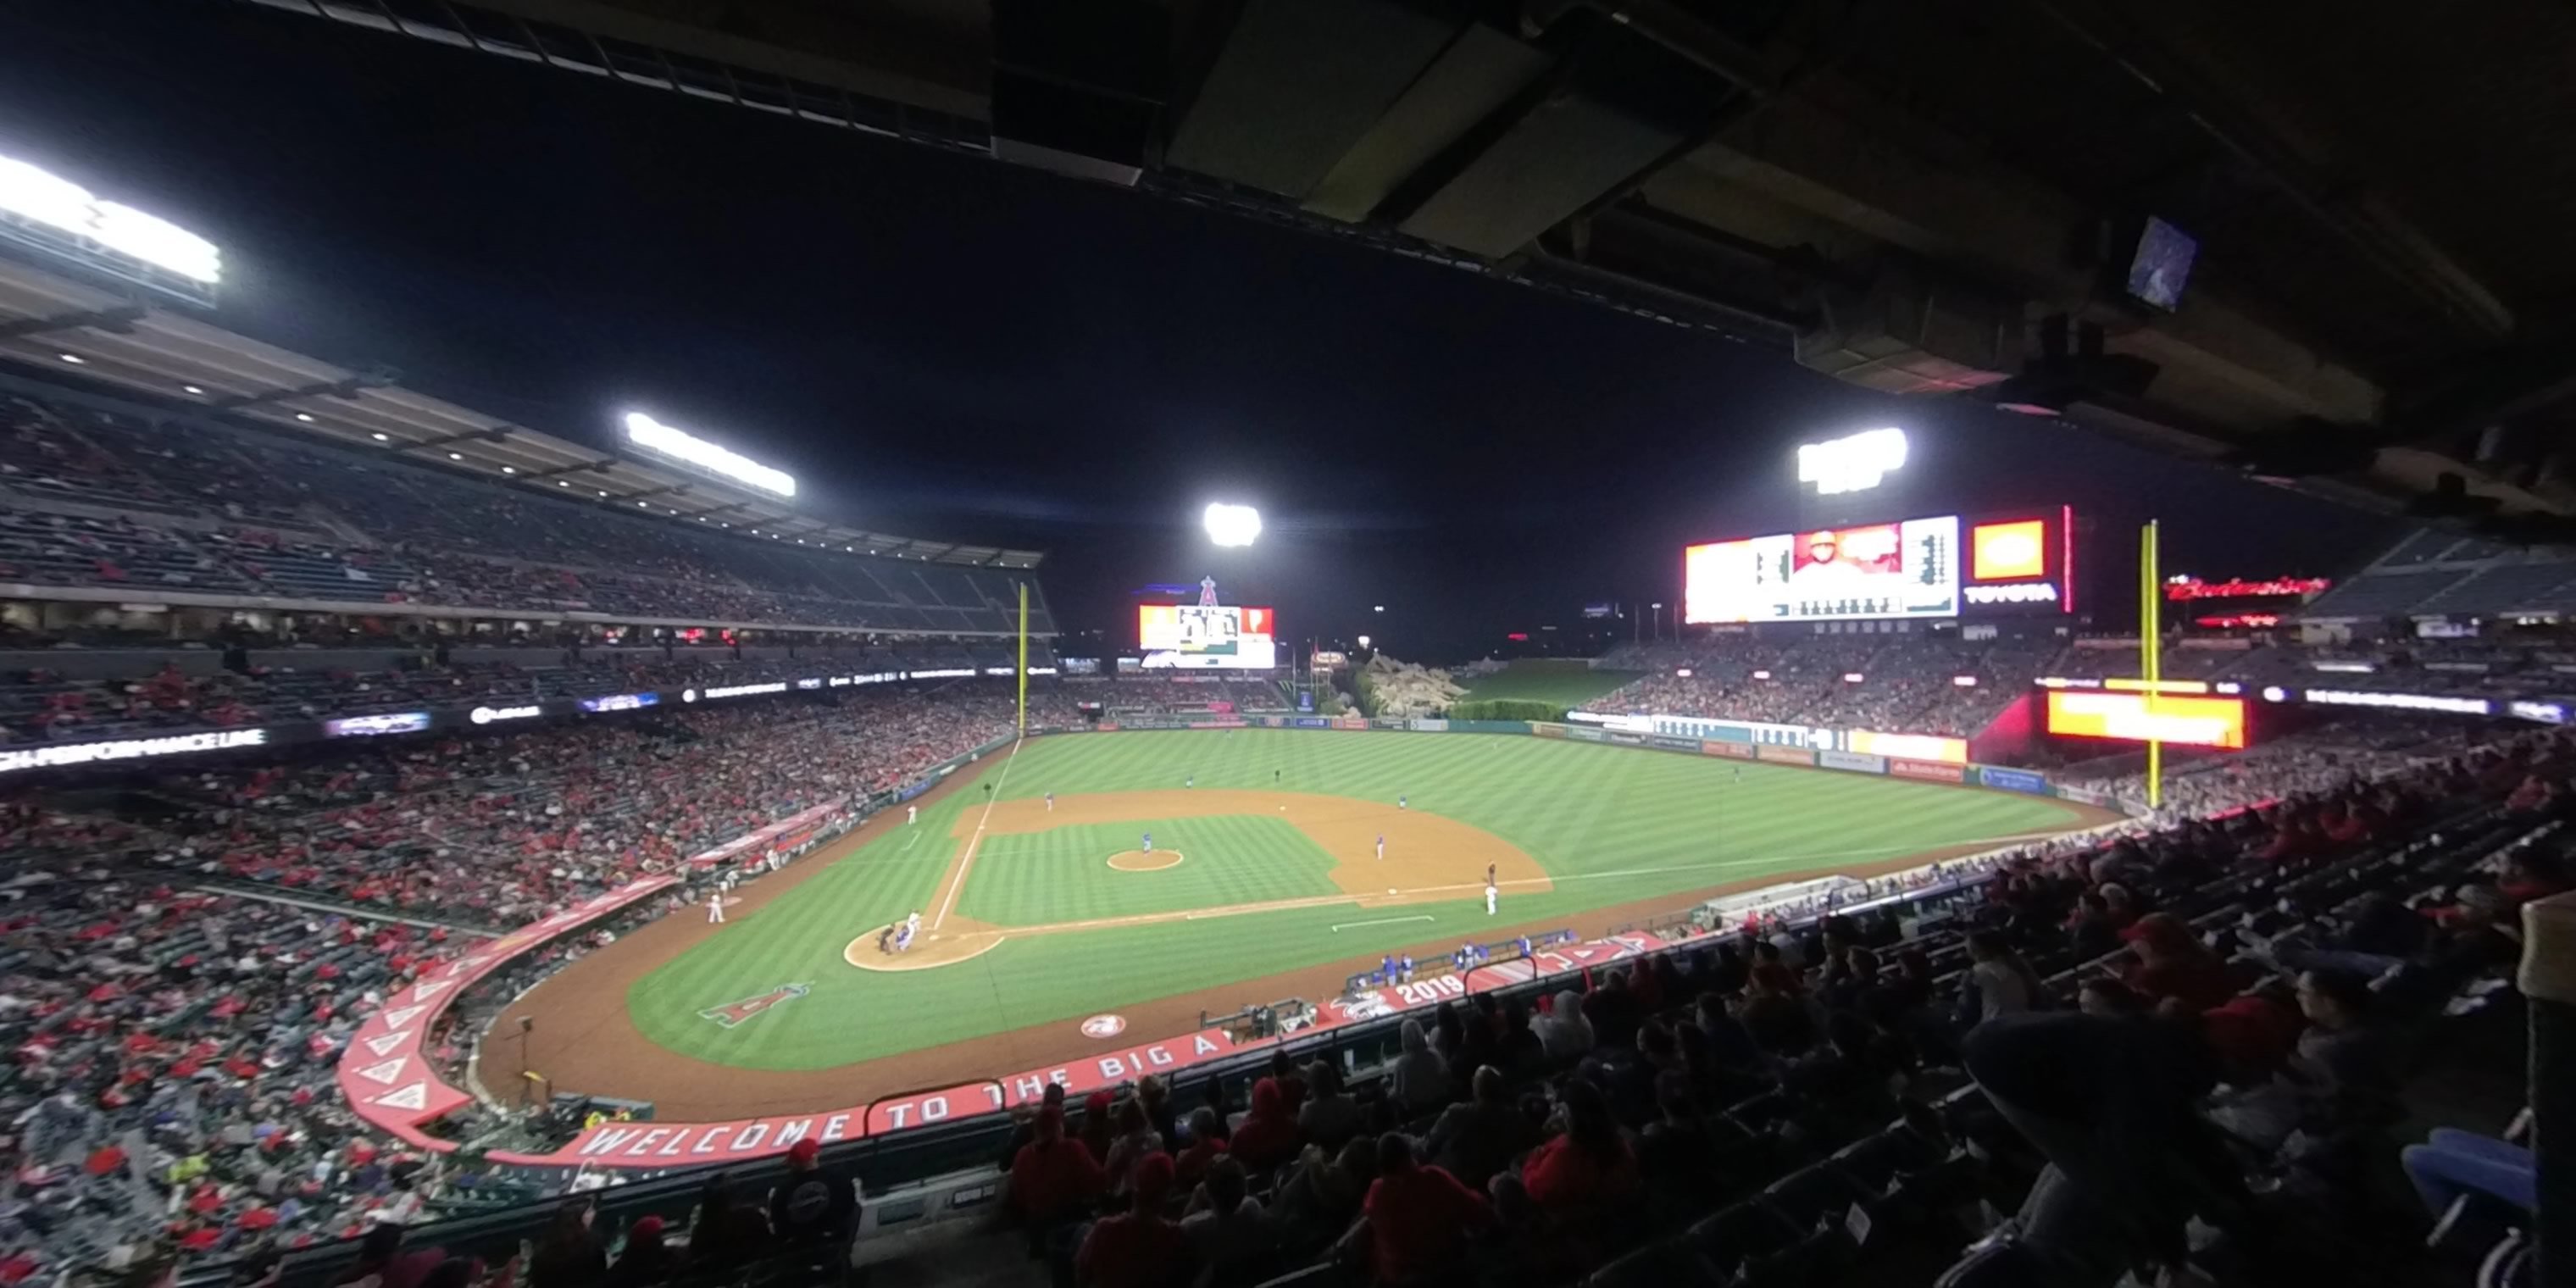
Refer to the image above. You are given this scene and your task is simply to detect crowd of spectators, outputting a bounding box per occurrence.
[0,864,448,1272]
[1,394,1041,635]
[1092,676,1282,713]
[1578,632,2058,736]
[6,680,1060,929]
[0,644,1053,744]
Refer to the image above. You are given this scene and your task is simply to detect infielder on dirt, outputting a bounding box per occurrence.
[705,891,725,924]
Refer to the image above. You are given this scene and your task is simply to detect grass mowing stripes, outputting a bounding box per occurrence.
[627,729,2087,1069]
[957,816,1340,926]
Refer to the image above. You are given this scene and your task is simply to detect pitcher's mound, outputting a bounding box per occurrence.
[1106,850,1185,873]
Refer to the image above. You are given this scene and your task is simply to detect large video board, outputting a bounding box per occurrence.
[1957,506,2076,614]
[1684,516,1959,624]
[2046,690,2246,749]
[1138,604,1277,669]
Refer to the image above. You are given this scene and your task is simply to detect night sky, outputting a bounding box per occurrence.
[0,3,2404,659]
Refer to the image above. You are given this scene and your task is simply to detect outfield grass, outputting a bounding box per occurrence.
[1453,659,1642,707]
[626,730,2084,1070]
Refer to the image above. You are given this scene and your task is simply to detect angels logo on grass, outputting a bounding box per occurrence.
[699,983,811,1029]
[1080,1014,1127,1039]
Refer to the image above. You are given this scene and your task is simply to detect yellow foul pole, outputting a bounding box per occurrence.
[1016,581,1030,736]
[2140,520,2162,809]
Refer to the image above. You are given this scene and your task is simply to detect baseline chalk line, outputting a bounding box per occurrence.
[1331,914,1434,933]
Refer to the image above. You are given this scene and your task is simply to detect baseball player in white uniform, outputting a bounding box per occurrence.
[1485,880,1498,917]
[1375,834,1385,861]
[908,804,918,824]
[706,891,725,924]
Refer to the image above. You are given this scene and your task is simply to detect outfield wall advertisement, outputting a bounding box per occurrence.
[1890,758,1967,784]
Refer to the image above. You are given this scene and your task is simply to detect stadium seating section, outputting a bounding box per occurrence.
[2,394,1053,635]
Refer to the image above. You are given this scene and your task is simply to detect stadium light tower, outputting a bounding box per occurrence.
[1203,502,1262,547]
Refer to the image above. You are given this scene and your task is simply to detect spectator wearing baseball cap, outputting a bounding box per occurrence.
[603,1216,678,1288]
[768,1138,858,1254]
[1074,1152,1191,1288]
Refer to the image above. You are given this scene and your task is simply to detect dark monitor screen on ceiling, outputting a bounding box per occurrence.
[2124,215,2197,311]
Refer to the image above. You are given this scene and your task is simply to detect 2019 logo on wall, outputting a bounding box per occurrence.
[1080,1014,1128,1039]
[699,982,811,1029]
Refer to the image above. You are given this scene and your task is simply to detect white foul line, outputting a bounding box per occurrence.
[1331,914,1435,933]
[931,738,1020,930]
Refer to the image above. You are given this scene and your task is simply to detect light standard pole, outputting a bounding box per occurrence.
[1652,602,1664,641]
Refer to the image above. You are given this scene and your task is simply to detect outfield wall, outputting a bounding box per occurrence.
[336,716,2126,1173]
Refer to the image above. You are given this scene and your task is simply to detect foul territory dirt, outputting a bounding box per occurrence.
[492,752,2119,1121]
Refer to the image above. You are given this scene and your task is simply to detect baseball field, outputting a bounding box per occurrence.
[500,729,2107,1119]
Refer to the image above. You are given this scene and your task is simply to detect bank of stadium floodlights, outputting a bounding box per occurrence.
[0,153,222,306]
[620,411,797,498]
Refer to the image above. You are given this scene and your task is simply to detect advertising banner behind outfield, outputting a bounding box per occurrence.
[1890,758,1967,784]
[1647,735,1702,752]
[1531,722,1568,739]
[1817,749,1886,774]
[1979,765,2051,795]
[1409,718,1449,732]
[1702,740,1755,759]
[1568,727,1607,743]
[1757,745,1816,766]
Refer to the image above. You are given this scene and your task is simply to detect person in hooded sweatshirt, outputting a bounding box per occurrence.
[1228,1078,1301,1172]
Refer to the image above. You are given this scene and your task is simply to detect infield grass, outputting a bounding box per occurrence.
[626,729,2085,1070]
[958,817,1341,926]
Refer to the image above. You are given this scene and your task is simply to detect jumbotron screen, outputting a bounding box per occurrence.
[2046,691,2246,749]
[1138,604,1277,669]
[1683,516,1959,624]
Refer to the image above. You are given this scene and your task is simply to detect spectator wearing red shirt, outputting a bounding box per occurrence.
[2121,913,2237,1012]
[1227,1078,1300,1173]
[1518,1080,1638,1216]
[1009,1107,1108,1227]
[1360,1132,1493,1285]
[1171,1108,1227,1189]
[1074,1152,1190,1288]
